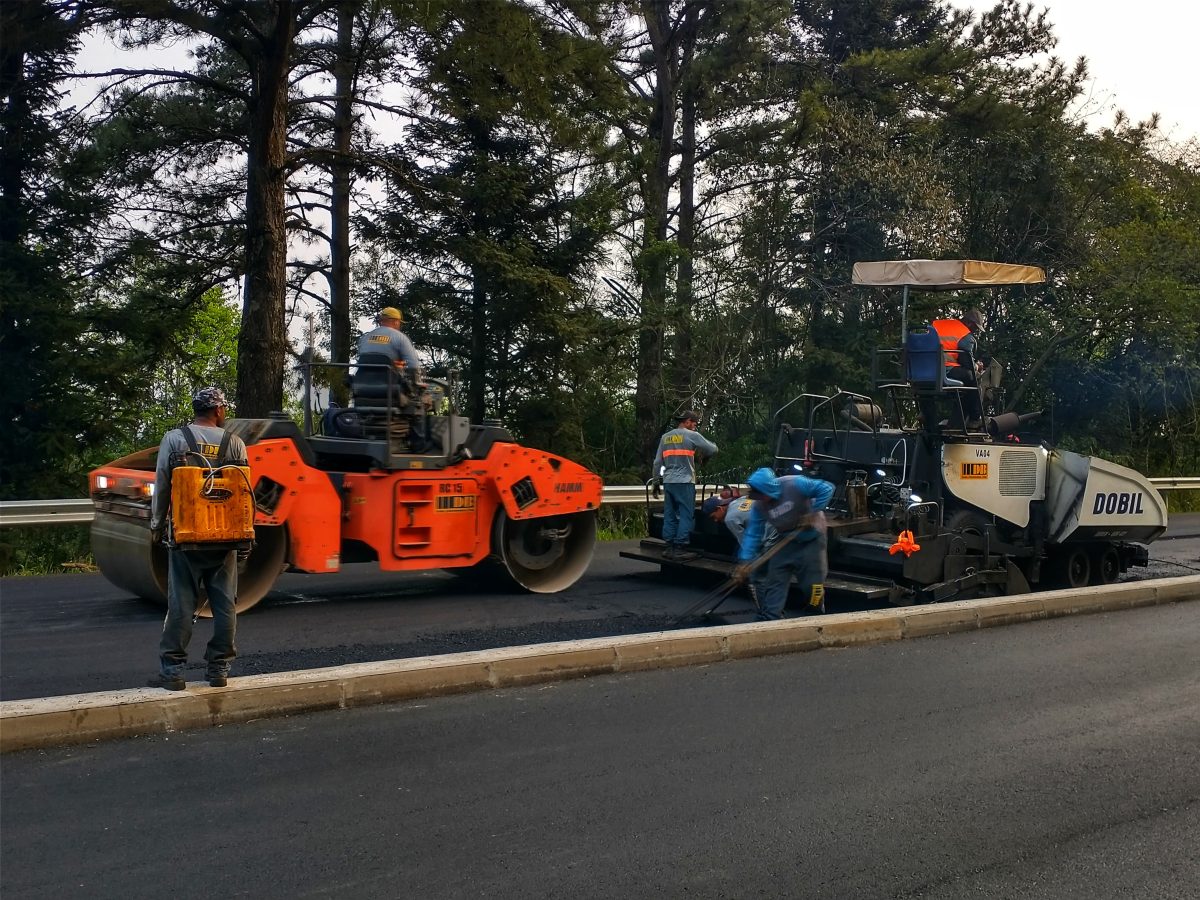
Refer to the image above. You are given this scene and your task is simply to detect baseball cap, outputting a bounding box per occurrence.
[701,496,730,517]
[674,409,701,423]
[379,306,403,324]
[963,308,986,331]
[192,386,232,412]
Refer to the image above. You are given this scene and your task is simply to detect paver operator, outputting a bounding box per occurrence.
[652,410,718,561]
[949,307,987,423]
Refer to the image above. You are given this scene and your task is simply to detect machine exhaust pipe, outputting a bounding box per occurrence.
[987,410,1042,437]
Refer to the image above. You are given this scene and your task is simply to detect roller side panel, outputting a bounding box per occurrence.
[247,437,342,573]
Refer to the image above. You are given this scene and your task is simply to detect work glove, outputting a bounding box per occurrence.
[236,545,252,564]
[652,478,662,499]
[150,525,164,546]
[731,563,752,585]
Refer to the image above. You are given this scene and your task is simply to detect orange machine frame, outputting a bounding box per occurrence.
[93,435,603,575]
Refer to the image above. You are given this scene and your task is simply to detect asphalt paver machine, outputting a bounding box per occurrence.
[624,260,1168,605]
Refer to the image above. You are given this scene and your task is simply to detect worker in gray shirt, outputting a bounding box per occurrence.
[146,386,249,691]
[356,306,420,373]
[652,409,718,560]
[703,494,764,546]
[703,493,770,610]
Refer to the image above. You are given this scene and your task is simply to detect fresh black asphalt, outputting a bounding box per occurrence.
[2,600,1198,899]
[2,524,1197,701]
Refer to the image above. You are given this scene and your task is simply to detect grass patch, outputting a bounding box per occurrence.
[1165,491,1200,514]
[0,525,94,576]
[598,505,649,541]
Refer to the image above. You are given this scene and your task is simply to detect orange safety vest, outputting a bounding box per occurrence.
[931,319,969,369]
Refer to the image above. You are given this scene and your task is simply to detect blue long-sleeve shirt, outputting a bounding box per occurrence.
[738,474,834,561]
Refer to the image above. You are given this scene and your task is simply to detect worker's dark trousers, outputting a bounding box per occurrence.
[159,547,238,679]
[661,482,697,545]
[753,532,827,621]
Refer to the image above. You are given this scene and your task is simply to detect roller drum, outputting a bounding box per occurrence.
[91,512,288,614]
[91,511,168,605]
[492,510,597,593]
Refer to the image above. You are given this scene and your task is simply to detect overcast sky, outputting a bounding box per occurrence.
[75,2,1198,144]
[952,0,1199,142]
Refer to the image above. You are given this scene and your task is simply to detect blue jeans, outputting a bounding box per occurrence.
[661,482,696,545]
[753,532,827,620]
[159,547,238,678]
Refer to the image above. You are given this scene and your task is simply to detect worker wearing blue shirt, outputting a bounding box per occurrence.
[736,467,834,620]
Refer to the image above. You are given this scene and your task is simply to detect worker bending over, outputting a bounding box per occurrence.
[735,467,834,620]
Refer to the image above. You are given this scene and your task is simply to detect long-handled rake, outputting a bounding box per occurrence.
[668,529,802,627]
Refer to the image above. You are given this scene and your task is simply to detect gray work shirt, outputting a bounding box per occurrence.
[723,497,755,544]
[150,424,248,532]
[356,325,420,372]
[652,427,718,484]
[723,496,778,548]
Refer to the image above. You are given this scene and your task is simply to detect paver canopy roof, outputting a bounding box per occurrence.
[851,259,1046,290]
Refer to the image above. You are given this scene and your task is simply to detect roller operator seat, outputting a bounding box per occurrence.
[351,352,411,409]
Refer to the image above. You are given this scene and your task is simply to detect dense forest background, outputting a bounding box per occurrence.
[3,0,1199,505]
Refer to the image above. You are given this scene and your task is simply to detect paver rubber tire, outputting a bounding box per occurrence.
[1048,546,1091,590]
[1089,544,1120,585]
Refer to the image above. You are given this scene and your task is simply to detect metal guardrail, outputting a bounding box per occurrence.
[1,478,1197,528]
[0,489,650,528]
[0,500,97,527]
[1146,477,1200,490]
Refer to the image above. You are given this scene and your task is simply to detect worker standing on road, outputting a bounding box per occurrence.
[735,467,834,620]
[704,493,770,611]
[146,387,249,691]
[652,410,718,561]
[356,306,420,373]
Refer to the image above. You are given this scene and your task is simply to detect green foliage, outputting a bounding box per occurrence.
[362,0,618,453]
[5,0,1199,513]
[596,505,647,541]
[0,525,92,575]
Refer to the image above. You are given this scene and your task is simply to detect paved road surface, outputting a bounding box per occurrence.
[0,541,721,700]
[2,525,1198,701]
[3,601,1198,899]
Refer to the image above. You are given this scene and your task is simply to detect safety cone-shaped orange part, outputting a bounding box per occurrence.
[889,530,921,557]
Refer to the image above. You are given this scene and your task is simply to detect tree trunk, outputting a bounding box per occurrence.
[236,0,295,418]
[671,52,697,405]
[468,272,487,422]
[0,1,30,247]
[328,0,354,404]
[634,0,676,466]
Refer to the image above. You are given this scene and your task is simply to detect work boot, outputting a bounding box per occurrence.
[673,544,701,561]
[146,672,186,691]
[808,586,826,615]
[661,544,677,560]
[206,670,229,688]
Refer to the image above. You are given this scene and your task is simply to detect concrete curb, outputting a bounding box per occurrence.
[3,575,1198,752]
